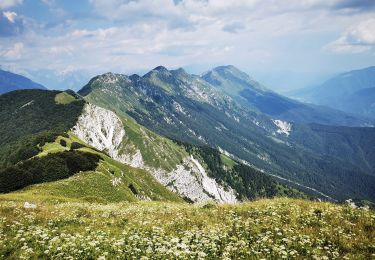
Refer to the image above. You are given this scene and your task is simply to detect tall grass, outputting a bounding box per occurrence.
[0,197,373,259]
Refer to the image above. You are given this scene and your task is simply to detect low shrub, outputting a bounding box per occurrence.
[70,142,86,150]
[0,151,101,193]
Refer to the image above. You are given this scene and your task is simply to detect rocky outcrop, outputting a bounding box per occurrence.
[72,103,237,203]
[72,104,125,156]
[153,156,237,203]
[72,103,146,168]
[273,119,292,136]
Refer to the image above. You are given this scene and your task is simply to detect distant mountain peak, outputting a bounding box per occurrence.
[152,65,169,72]
[97,72,126,83]
[203,65,246,78]
[337,66,375,80]
[129,74,141,81]
[210,65,245,75]
[214,65,238,70]
[202,65,267,93]
[288,65,375,120]
[0,68,46,94]
[101,71,117,77]
[143,66,172,78]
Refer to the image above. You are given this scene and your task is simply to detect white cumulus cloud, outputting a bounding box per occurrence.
[1,42,24,58]
[3,11,17,23]
[325,18,375,53]
[1,0,375,82]
[0,0,23,9]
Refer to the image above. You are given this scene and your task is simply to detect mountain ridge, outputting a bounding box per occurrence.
[202,65,373,127]
[0,89,303,203]
[288,66,375,119]
[0,68,47,94]
[79,65,375,202]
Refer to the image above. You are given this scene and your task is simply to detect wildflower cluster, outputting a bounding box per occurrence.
[0,198,373,259]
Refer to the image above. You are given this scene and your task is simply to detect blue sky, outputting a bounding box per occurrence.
[1,0,375,91]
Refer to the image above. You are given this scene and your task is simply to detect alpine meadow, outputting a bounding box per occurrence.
[0,1,375,259]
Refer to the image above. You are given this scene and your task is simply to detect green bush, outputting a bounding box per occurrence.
[70,142,86,150]
[0,130,64,167]
[0,151,101,193]
[60,139,67,147]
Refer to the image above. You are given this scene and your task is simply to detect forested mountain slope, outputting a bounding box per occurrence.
[0,89,301,203]
[202,65,372,126]
[79,67,375,202]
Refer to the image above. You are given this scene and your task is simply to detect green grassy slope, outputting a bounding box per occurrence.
[0,89,182,203]
[54,91,77,105]
[0,89,85,167]
[118,114,188,171]
[2,132,183,203]
[0,197,373,259]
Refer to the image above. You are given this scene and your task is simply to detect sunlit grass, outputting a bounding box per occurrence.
[25,133,184,205]
[220,154,237,170]
[0,197,373,259]
[54,92,77,105]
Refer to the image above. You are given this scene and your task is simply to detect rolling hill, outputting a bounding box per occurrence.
[0,89,181,202]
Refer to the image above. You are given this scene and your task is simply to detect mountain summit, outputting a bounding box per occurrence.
[153,65,169,72]
[202,65,267,93]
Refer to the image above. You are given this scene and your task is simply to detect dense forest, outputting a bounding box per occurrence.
[0,90,85,167]
[176,141,305,200]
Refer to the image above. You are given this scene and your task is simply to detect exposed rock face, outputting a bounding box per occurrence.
[117,149,145,169]
[273,119,292,136]
[190,156,237,203]
[72,103,126,158]
[153,156,237,203]
[72,104,145,168]
[72,103,237,203]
